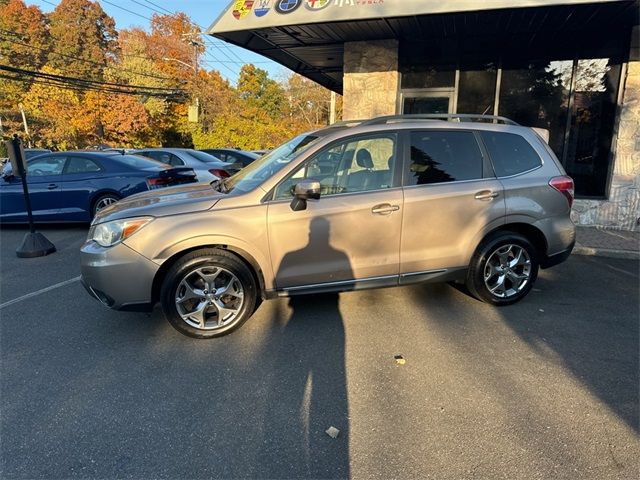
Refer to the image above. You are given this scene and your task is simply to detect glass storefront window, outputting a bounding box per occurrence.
[401,65,455,89]
[397,57,622,199]
[564,59,622,198]
[457,65,497,115]
[498,60,573,158]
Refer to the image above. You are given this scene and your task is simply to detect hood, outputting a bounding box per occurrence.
[94,182,224,224]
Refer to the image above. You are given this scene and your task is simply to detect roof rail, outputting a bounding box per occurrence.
[360,114,519,126]
[328,119,366,127]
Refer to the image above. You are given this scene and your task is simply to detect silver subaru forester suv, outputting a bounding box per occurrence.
[81,115,576,339]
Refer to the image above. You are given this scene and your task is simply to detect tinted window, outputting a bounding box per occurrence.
[27,156,66,176]
[185,150,221,163]
[24,149,51,160]
[407,131,483,185]
[274,135,396,200]
[65,157,102,174]
[564,59,621,197]
[112,154,167,169]
[481,131,542,177]
[498,60,572,158]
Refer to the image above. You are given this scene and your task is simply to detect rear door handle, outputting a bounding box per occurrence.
[474,190,499,201]
[47,184,59,190]
[371,203,400,215]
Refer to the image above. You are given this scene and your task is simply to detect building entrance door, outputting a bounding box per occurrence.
[401,89,454,114]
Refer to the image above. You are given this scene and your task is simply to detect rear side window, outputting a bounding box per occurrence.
[65,157,102,174]
[407,131,483,186]
[481,131,542,177]
[113,154,166,169]
[140,151,183,166]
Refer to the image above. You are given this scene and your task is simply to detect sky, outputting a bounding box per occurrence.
[26,0,289,84]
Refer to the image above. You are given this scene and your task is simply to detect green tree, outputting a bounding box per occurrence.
[237,64,286,119]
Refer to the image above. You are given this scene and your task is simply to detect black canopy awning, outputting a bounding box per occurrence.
[209,1,638,92]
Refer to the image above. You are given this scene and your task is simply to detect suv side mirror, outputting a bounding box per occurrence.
[290,180,321,211]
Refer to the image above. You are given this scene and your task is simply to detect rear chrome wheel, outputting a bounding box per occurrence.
[483,244,532,299]
[92,194,119,217]
[161,249,257,338]
[466,232,539,305]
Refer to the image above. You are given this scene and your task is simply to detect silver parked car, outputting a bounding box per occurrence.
[133,148,241,182]
[81,115,576,339]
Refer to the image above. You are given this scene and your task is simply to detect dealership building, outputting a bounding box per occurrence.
[210,0,639,230]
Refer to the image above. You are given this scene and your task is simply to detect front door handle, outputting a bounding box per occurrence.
[474,190,499,201]
[371,203,400,215]
[47,184,59,190]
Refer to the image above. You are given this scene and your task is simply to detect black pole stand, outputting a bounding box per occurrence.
[6,135,56,258]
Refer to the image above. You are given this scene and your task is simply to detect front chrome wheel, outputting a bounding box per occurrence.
[483,244,532,299]
[175,266,245,331]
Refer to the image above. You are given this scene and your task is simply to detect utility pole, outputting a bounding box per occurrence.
[329,91,337,125]
[18,103,32,147]
[182,30,204,123]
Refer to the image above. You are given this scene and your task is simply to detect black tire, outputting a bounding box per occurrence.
[466,231,539,306]
[160,248,258,339]
[91,193,120,218]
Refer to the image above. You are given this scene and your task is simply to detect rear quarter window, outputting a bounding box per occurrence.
[481,131,542,177]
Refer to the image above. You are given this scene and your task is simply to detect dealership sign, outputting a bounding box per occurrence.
[209,0,625,33]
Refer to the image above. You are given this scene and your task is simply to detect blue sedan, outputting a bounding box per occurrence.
[0,151,196,223]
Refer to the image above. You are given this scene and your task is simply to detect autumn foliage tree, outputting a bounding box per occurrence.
[0,2,339,151]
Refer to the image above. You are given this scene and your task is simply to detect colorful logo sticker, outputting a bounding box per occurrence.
[305,0,331,10]
[274,0,302,14]
[232,0,254,20]
[254,0,271,16]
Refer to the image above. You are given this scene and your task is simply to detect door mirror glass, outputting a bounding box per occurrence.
[294,180,321,200]
[290,180,321,211]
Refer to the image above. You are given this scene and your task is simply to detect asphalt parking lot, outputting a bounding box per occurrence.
[1,226,638,479]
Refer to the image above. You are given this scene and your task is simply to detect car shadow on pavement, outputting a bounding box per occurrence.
[409,257,639,435]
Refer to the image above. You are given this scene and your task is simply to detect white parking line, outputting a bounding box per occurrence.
[0,276,81,310]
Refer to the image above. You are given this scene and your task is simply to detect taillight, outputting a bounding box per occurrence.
[209,168,230,178]
[147,176,173,188]
[549,176,574,208]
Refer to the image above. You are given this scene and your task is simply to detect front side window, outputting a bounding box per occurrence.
[407,131,484,186]
[27,156,66,176]
[480,131,542,177]
[274,135,396,200]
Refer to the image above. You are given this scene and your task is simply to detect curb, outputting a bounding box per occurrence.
[572,246,640,260]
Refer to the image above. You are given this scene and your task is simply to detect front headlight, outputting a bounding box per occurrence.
[89,217,153,247]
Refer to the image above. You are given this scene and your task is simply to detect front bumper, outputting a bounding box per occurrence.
[80,240,159,311]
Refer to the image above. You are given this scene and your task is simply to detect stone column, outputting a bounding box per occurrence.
[572,26,640,231]
[342,39,400,120]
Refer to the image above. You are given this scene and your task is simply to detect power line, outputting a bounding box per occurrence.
[0,64,186,99]
[111,0,253,76]
[100,0,153,22]
[0,31,183,84]
[35,0,57,7]
[141,0,174,15]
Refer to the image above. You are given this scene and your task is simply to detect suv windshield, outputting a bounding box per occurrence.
[223,133,319,194]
